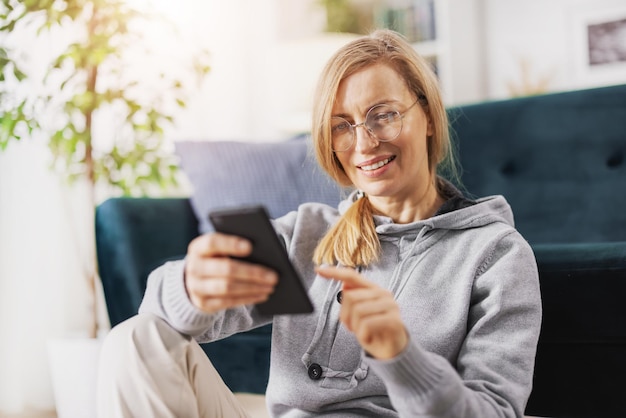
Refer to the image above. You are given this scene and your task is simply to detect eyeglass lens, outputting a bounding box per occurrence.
[331,104,403,152]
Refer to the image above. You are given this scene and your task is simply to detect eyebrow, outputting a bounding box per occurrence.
[332,99,402,119]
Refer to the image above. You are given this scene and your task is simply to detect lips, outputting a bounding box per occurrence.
[358,156,396,171]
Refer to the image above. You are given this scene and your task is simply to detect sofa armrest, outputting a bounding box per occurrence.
[534,241,626,271]
[96,197,199,327]
[526,241,626,417]
[533,241,626,341]
[96,197,272,394]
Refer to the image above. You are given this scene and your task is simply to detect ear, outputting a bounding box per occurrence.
[426,114,434,137]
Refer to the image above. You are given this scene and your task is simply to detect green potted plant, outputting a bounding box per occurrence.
[0,1,209,415]
[318,0,373,34]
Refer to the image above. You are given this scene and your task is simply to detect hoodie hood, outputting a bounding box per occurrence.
[337,186,515,238]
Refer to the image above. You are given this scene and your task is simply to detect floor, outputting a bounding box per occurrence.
[0,410,56,418]
[0,401,543,418]
[0,394,269,418]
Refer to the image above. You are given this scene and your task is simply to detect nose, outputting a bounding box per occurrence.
[353,122,379,152]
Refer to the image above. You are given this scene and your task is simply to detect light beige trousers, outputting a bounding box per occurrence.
[97,313,261,418]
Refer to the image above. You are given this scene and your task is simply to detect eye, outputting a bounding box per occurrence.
[370,110,399,125]
[375,112,394,121]
[331,119,350,134]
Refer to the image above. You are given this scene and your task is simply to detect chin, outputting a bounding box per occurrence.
[359,184,395,199]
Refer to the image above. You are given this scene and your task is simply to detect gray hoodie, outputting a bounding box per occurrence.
[140,190,542,418]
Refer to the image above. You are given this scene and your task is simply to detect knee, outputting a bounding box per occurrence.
[100,313,189,371]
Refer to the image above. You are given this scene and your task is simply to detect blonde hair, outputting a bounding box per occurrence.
[312,29,457,268]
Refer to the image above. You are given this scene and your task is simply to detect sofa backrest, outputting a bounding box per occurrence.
[450,84,626,245]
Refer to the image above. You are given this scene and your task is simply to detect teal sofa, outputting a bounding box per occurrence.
[96,84,626,417]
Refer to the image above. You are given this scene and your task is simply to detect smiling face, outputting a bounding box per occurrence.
[332,63,437,218]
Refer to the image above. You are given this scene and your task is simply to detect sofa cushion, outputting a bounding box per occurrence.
[176,137,344,234]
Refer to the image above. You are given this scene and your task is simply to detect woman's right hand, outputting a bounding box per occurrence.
[184,233,278,314]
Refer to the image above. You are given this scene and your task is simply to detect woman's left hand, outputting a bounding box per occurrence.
[316,265,409,360]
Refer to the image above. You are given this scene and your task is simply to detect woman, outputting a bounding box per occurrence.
[98,30,541,417]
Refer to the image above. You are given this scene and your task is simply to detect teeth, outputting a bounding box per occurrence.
[360,157,392,171]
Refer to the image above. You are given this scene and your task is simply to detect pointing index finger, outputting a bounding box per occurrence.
[315,265,371,289]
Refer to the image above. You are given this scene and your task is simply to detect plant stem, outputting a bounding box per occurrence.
[85,6,99,339]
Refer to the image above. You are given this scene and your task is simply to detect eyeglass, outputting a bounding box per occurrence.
[330,99,419,152]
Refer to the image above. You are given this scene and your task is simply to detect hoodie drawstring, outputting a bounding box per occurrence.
[387,224,431,297]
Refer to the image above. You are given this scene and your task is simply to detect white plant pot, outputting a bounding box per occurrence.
[48,337,103,418]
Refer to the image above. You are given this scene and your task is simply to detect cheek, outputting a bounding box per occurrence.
[399,128,430,166]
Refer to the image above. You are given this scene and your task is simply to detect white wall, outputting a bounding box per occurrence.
[445,0,626,105]
[0,139,96,412]
[162,0,332,142]
[447,0,487,105]
[483,0,626,100]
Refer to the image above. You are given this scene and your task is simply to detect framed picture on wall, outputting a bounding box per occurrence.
[571,7,626,88]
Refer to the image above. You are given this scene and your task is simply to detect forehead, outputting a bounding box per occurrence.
[333,63,412,114]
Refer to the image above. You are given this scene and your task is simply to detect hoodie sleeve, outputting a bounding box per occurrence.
[364,230,542,418]
[136,210,308,341]
[138,258,271,341]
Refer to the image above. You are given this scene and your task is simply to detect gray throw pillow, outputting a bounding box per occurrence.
[175,137,344,234]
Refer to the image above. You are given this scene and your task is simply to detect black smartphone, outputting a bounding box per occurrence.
[208,205,314,316]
